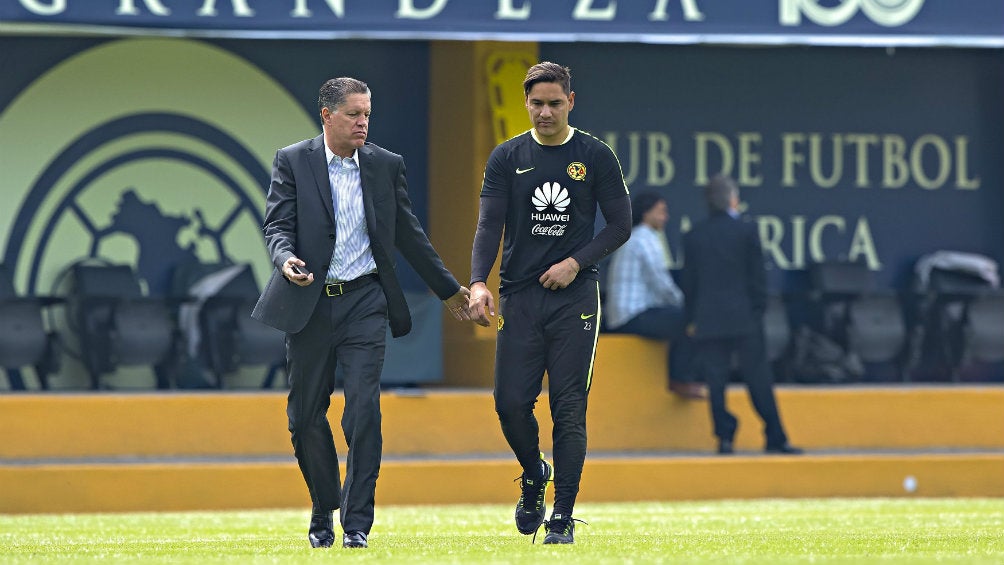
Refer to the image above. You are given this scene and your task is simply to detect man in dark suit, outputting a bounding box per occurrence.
[680,174,801,456]
[252,77,472,549]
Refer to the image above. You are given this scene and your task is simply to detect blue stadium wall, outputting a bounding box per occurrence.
[541,43,1004,291]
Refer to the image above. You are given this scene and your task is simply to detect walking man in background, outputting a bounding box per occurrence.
[468,62,632,544]
[252,77,472,549]
[680,174,801,456]
[604,191,702,399]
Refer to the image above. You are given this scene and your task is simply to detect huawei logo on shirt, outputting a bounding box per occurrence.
[532,182,570,212]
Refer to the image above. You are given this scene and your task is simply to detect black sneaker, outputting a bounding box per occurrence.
[514,457,553,535]
[543,513,583,544]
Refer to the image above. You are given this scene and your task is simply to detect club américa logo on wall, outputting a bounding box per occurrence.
[530,181,571,237]
[0,38,315,297]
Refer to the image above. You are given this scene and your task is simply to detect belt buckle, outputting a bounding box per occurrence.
[325,283,344,297]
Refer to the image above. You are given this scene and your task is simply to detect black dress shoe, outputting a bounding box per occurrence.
[717,439,734,454]
[765,443,804,455]
[343,530,368,548]
[308,508,335,548]
[309,529,334,548]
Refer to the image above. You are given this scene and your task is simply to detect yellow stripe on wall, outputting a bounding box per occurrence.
[485,50,537,145]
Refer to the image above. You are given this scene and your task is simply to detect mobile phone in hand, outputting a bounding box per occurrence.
[290,264,307,276]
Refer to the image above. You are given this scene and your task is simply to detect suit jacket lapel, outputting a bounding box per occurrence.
[357,144,381,250]
[306,135,336,225]
[357,143,410,336]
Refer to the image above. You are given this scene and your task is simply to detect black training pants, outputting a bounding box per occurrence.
[494,279,600,516]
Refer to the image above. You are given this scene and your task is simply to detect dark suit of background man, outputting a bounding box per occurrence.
[680,174,801,456]
[252,77,472,549]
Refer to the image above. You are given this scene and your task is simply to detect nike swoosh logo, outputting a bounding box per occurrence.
[516,167,535,174]
[580,313,595,320]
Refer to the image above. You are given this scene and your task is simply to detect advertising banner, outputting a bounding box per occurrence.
[2,0,1002,47]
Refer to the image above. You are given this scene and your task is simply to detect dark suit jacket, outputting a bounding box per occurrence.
[252,135,459,337]
[680,211,766,339]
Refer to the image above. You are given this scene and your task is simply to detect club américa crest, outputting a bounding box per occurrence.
[567,162,586,181]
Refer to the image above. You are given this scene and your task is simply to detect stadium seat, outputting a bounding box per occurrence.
[810,259,875,299]
[174,262,285,388]
[809,259,874,346]
[956,291,1004,382]
[67,263,175,389]
[807,260,907,382]
[0,264,60,390]
[846,293,908,381]
[906,265,999,382]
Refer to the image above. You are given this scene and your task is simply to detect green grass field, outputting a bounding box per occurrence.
[2,498,1002,564]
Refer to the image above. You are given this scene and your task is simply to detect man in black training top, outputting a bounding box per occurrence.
[468,62,632,544]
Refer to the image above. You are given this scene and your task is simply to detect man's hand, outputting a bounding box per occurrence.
[468,282,495,327]
[539,257,580,290]
[283,257,314,287]
[444,286,474,321]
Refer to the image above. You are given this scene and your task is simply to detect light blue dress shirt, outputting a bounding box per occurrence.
[324,144,377,283]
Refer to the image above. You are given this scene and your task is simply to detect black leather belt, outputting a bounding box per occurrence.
[324,274,379,297]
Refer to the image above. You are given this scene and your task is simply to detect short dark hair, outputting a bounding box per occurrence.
[523,62,571,96]
[631,191,665,227]
[317,77,370,115]
[705,174,739,213]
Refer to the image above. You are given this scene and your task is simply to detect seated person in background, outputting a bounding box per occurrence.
[603,191,704,399]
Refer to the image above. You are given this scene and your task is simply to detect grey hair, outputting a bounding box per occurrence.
[705,173,739,213]
[317,77,370,115]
